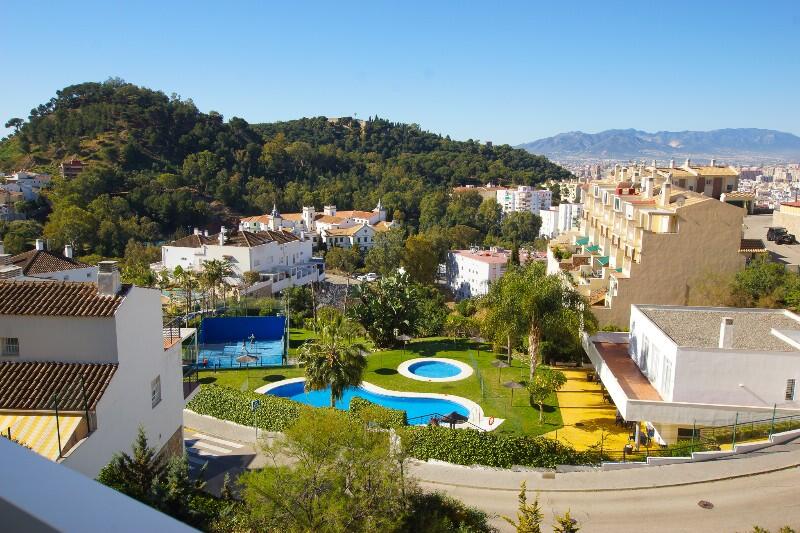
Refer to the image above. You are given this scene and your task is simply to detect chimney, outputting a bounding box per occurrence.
[0,240,4,255]
[64,244,73,259]
[718,317,734,349]
[0,254,10,266]
[193,228,201,235]
[659,180,672,207]
[324,205,337,217]
[97,261,121,296]
[35,238,45,251]
[644,176,655,198]
[710,158,716,167]
[685,158,691,167]
[204,230,209,237]
[652,159,657,168]
[669,159,675,169]
[218,226,227,246]
[619,168,626,183]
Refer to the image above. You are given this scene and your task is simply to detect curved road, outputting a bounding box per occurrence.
[423,466,800,532]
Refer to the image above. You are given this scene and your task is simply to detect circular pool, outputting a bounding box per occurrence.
[398,357,473,382]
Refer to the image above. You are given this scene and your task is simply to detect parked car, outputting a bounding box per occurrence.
[776,233,797,245]
[363,272,378,282]
[767,226,788,241]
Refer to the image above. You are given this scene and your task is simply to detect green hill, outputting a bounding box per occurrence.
[0,79,572,258]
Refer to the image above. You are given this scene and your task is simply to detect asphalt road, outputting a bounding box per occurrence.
[744,213,800,266]
[429,466,800,532]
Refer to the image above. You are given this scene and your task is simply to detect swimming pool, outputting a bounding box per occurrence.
[397,357,474,382]
[264,379,470,424]
[197,340,284,369]
[408,360,461,378]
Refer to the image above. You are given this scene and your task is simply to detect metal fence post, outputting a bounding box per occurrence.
[691,420,696,453]
[732,412,739,449]
[770,404,776,438]
[53,393,63,459]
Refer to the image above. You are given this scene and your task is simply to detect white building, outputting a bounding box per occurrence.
[239,202,394,249]
[0,262,192,478]
[446,247,543,300]
[496,186,552,215]
[157,227,322,294]
[584,304,800,445]
[539,203,583,239]
[4,239,97,282]
[0,171,51,201]
[320,223,378,250]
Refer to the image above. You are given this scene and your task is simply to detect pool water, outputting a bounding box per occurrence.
[267,380,469,424]
[408,360,462,378]
[197,339,284,369]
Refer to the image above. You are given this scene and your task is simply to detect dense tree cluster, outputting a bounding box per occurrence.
[1,79,571,257]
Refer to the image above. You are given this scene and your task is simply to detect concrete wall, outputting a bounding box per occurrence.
[773,209,800,240]
[628,306,679,401]
[29,266,98,282]
[0,315,118,363]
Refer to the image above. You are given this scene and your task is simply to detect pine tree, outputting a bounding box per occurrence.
[503,481,543,533]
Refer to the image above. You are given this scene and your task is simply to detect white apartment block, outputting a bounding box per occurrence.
[0,171,52,201]
[446,247,543,300]
[539,203,583,239]
[496,186,552,215]
[0,263,191,478]
[584,304,800,445]
[156,227,322,294]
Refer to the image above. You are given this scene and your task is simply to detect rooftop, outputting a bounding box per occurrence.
[593,340,662,401]
[169,229,298,248]
[0,281,127,317]
[10,250,90,276]
[0,361,118,411]
[325,223,368,237]
[639,305,800,352]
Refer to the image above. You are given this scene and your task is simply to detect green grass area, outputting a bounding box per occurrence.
[198,330,562,437]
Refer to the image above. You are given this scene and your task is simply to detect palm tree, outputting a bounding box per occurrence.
[173,266,197,316]
[298,310,367,408]
[517,262,596,380]
[201,259,234,311]
[481,265,530,364]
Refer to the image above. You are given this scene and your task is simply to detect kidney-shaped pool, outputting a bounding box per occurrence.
[263,379,470,424]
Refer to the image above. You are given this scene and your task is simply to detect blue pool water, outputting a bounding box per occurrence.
[197,339,284,369]
[408,360,462,378]
[267,380,470,423]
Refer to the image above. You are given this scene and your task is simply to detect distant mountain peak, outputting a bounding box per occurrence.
[518,128,800,162]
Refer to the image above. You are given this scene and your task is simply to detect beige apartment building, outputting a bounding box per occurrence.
[548,165,746,327]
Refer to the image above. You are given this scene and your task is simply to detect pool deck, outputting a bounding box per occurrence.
[256,377,504,431]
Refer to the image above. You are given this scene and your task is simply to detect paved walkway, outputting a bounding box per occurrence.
[543,368,631,451]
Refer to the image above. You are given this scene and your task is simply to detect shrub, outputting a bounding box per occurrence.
[404,427,596,468]
[349,396,407,429]
[187,385,302,431]
[399,490,495,533]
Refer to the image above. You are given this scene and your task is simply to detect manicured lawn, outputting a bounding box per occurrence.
[198,330,562,437]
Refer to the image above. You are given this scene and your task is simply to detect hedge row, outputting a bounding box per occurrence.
[349,397,407,429]
[187,385,302,431]
[404,426,596,468]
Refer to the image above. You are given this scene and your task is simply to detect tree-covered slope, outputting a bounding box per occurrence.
[0,79,571,257]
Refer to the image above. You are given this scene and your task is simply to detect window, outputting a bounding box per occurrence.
[726,184,733,192]
[2,337,19,356]
[677,427,700,440]
[613,197,621,212]
[786,379,796,401]
[151,376,162,408]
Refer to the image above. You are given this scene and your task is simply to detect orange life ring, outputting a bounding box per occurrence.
[488,416,495,426]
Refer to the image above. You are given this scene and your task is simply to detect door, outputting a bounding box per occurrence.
[712,178,723,198]
[695,177,705,194]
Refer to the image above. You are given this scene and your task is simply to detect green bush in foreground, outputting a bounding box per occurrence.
[404,426,595,468]
[187,385,302,431]
[349,396,407,429]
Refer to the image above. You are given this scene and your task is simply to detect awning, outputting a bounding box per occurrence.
[615,267,623,273]
[586,245,600,253]
[576,237,589,246]
[0,413,87,461]
[596,256,610,266]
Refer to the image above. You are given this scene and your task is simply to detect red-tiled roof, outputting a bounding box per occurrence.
[168,230,299,248]
[0,281,127,317]
[10,250,90,276]
[0,361,117,410]
[781,202,800,208]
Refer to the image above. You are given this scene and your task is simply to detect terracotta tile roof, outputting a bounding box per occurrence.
[325,223,369,237]
[315,214,345,224]
[0,281,127,317]
[168,230,298,248]
[373,221,393,232]
[240,214,270,224]
[781,202,800,208]
[0,361,117,411]
[10,250,90,276]
[336,210,375,220]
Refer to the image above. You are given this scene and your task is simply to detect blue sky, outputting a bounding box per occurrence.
[2,1,799,144]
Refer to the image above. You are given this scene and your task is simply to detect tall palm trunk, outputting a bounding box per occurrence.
[528,325,540,381]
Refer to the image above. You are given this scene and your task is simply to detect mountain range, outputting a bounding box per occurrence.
[518,128,800,162]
